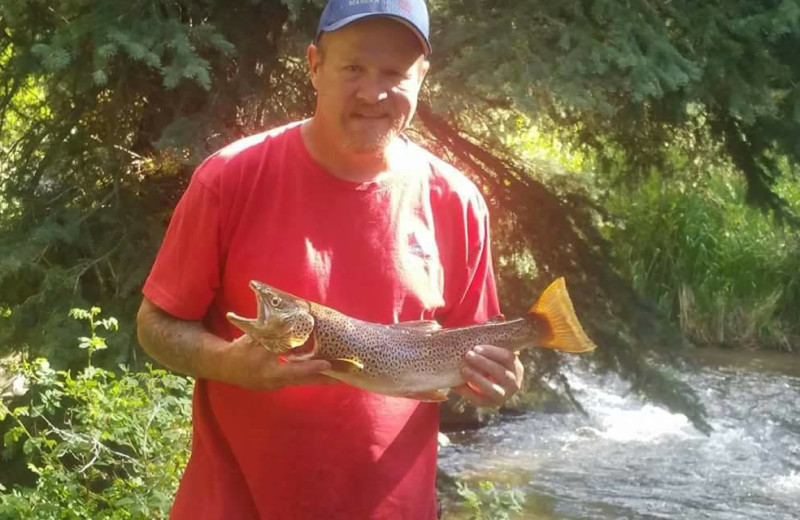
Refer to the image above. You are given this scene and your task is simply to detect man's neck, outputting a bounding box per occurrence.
[301,119,402,183]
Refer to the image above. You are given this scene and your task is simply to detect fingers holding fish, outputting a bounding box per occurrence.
[460,365,507,402]
[451,382,496,408]
[466,346,522,388]
[223,334,336,391]
[467,346,523,391]
[458,344,524,407]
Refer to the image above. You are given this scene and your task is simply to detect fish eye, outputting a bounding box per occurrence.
[270,297,281,307]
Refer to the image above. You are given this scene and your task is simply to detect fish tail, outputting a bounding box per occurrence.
[529,278,596,353]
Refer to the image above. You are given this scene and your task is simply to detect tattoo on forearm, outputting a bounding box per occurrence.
[139,305,209,378]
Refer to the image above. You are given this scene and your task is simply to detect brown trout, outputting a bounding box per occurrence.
[226,278,596,401]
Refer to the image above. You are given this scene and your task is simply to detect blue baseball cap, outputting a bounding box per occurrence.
[315,0,431,55]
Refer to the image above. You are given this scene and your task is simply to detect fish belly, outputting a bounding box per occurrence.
[321,364,463,397]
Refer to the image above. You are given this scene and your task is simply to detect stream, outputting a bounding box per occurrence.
[438,347,800,519]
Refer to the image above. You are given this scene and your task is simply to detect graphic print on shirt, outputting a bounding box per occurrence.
[407,231,433,261]
[399,220,444,313]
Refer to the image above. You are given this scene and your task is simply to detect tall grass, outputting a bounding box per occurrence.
[489,113,800,352]
[604,175,800,350]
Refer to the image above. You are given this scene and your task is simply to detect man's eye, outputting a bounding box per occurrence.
[387,71,414,84]
[344,65,361,73]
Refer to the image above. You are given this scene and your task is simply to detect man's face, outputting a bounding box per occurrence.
[308,17,429,154]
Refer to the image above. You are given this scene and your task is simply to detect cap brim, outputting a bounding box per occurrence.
[317,13,431,55]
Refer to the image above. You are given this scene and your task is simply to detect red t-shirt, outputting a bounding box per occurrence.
[143,122,500,520]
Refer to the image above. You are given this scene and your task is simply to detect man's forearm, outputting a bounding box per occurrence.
[136,298,230,380]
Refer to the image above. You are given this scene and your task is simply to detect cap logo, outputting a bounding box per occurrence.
[398,0,411,12]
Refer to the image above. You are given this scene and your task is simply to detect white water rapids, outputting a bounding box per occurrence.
[438,348,800,519]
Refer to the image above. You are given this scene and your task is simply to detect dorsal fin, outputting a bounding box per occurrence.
[529,278,597,353]
[389,320,442,333]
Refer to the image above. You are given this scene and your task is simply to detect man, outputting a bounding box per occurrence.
[136,1,524,518]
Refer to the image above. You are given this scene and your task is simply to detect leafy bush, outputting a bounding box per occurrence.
[455,480,525,520]
[0,308,193,519]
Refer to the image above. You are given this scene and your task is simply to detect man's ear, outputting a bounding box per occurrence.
[307,43,321,90]
[419,58,431,85]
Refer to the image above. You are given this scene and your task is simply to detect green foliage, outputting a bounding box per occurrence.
[0,308,193,519]
[455,480,525,520]
[0,0,317,366]
[69,307,119,364]
[431,0,800,221]
[605,173,800,349]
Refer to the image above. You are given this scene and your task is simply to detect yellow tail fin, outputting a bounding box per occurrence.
[529,278,597,353]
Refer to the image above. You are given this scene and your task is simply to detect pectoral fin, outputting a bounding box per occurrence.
[402,390,449,402]
[328,358,364,373]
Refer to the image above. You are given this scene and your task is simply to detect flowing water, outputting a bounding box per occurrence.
[438,348,800,519]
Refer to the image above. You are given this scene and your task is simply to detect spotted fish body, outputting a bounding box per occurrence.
[226,278,596,401]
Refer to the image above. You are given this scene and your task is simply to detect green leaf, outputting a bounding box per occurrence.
[96,43,118,60]
[3,428,22,448]
[21,440,35,456]
[70,308,91,321]
[31,43,72,71]
[208,33,235,55]
[92,70,108,86]
[101,317,119,331]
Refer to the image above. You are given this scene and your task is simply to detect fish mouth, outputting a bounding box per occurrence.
[250,280,275,325]
[225,280,315,356]
[223,282,276,332]
[256,295,272,325]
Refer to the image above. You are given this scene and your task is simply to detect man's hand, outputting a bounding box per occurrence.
[453,345,524,407]
[137,297,335,391]
[220,335,335,391]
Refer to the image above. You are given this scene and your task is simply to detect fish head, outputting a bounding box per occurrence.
[226,281,316,354]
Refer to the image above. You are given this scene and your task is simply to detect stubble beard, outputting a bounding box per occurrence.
[342,115,406,154]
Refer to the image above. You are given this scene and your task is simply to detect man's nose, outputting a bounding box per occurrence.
[355,73,389,104]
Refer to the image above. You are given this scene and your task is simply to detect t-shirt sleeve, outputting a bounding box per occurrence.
[142,160,222,320]
[440,191,501,328]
